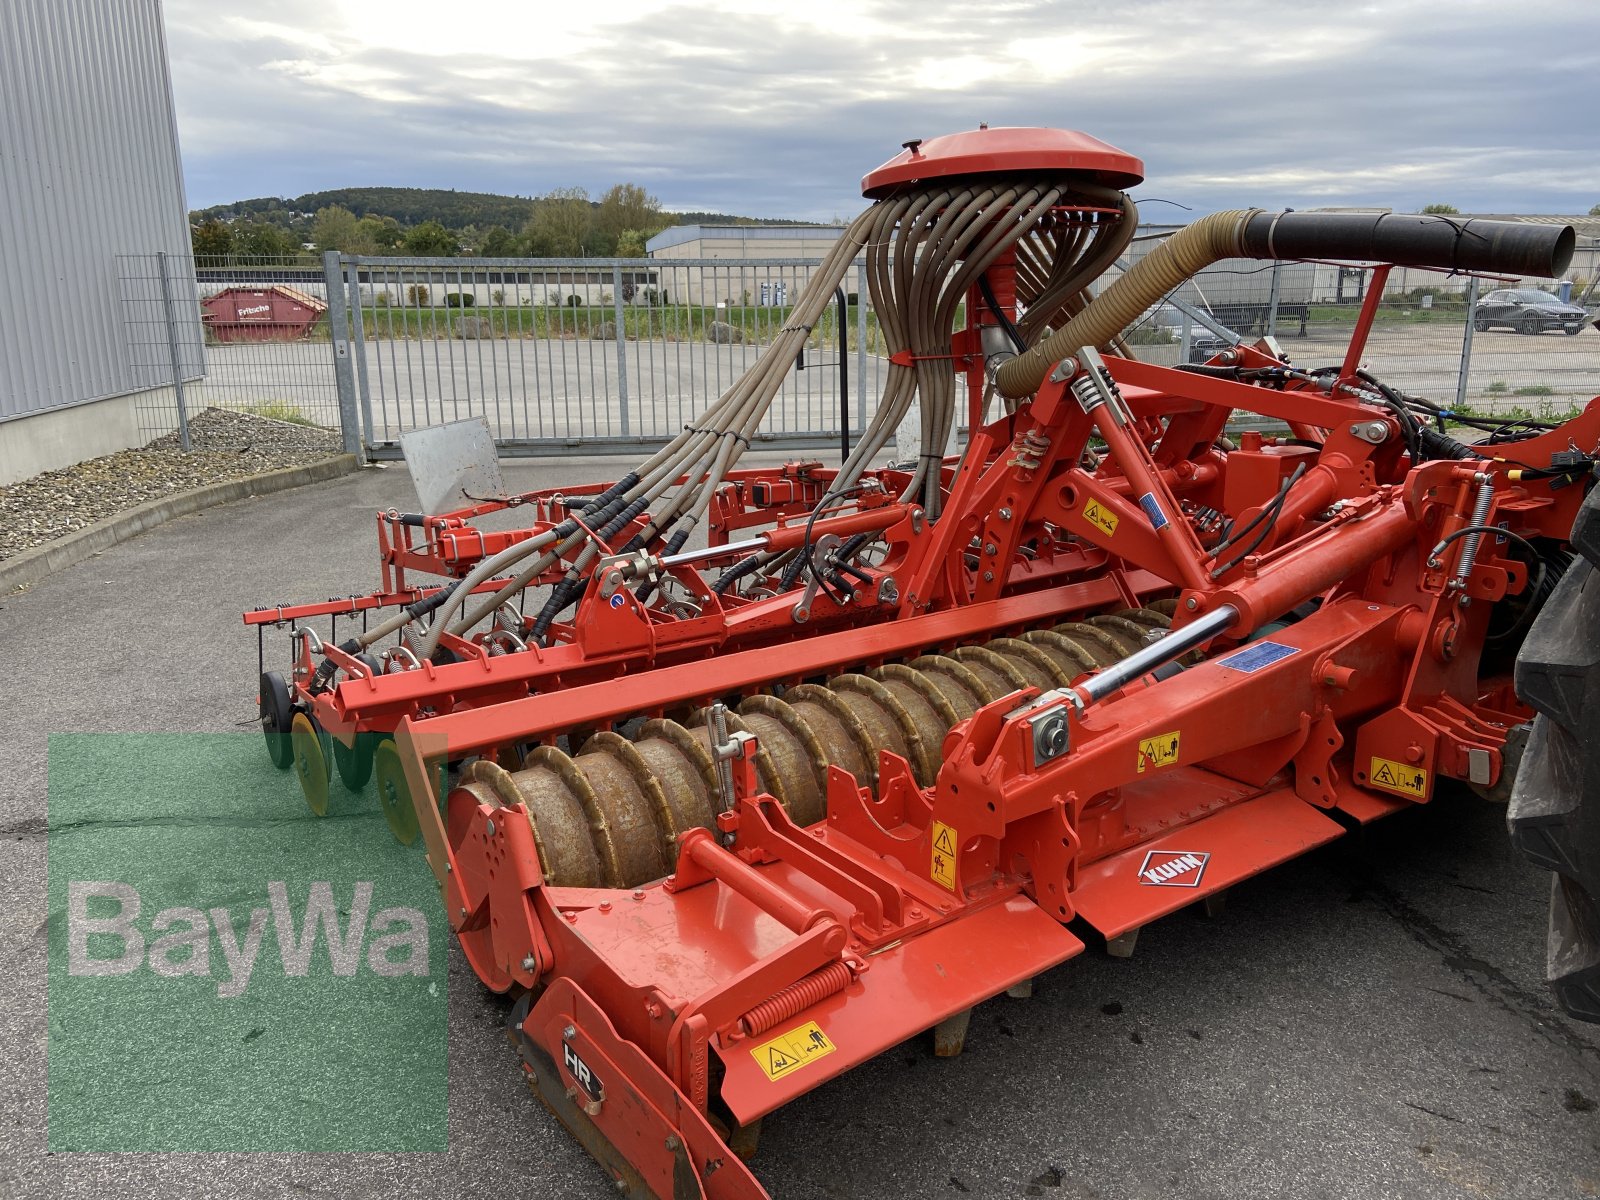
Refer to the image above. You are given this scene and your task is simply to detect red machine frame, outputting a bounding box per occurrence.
[244,155,1597,1198]
[399,350,1593,1199]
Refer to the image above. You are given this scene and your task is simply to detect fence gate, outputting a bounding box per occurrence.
[325,252,880,458]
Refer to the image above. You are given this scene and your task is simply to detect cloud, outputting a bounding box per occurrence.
[165,0,1600,220]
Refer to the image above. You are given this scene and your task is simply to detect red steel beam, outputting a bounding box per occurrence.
[412,572,1160,755]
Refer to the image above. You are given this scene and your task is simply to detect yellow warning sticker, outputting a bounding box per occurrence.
[751,1021,836,1082]
[930,820,958,890]
[1137,730,1181,774]
[1370,757,1429,799]
[1083,498,1119,537]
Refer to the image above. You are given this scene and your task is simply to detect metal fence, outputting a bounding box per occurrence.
[1118,257,1600,424]
[116,254,343,444]
[115,247,1600,458]
[327,254,884,457]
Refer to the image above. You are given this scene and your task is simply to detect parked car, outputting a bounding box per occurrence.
[1128,303,1236,361]
[1473,288,1590,335]
[1187,332,1232,363]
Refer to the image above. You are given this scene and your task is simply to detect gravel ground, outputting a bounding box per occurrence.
[0,408,341,562]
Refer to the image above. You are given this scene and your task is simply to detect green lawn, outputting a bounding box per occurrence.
[285,303,891,351]
[1305,301,1471,327]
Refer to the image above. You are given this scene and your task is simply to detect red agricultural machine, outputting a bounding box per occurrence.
[246,128,1600,1198]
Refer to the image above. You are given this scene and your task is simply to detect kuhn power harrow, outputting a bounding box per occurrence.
[246,128,1600,1197]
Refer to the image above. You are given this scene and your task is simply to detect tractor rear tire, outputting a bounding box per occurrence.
[1509,483,1600,1022]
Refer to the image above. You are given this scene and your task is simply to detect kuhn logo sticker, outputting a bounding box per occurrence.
[1137,850,1209,888]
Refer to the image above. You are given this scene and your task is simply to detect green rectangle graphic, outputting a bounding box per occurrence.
[46,733,447,1151]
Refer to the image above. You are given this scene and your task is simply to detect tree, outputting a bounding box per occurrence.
[312,205,376,254]
[403,220,459,256]
[191,220,233,260]
[358,215,405,251]
[1420,203,1460,214]
[478,225,519,258]
[1590,203,1600,217]
[526,187,592,258]
[232,221,300,259]
[596,183,663,250]
[520,221,552,257]
[615,229,648,258]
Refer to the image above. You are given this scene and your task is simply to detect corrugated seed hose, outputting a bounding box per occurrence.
[996,209,1257,399]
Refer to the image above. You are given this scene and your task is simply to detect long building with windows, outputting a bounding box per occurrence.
[646,225,849,307]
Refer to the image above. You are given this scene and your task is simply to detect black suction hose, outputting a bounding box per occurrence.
[1239,213,1574,278]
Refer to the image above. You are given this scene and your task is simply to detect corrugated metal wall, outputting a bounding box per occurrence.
[0,0,200,423]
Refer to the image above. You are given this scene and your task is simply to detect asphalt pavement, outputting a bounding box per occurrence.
[1,455,1597,1200]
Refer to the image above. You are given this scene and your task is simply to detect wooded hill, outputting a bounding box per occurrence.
[192,187,814,232]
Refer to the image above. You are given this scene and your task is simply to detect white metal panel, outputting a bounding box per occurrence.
[0,0,198,423]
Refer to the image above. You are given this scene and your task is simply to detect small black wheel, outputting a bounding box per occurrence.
[1519,316,1538,335]
[260,671,295,770]
[333,732,376,792]
[1474,317,1490,333]
[1566,325,1583,336]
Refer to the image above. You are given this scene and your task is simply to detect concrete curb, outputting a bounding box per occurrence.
[1,453,361,595]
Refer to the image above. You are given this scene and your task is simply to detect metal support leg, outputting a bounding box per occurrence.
[155,250,191,451]
[933,1008,972,1057]
[1456,275,1479,412]
[1106,929,1140,959]
[727,1118,762,1161]
[324,250,363,458]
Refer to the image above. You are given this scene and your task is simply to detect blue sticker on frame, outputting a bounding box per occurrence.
[1137,492,1169,530]
[1217,640,1299,673]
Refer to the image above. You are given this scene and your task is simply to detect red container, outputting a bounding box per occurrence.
[201,285,327,343]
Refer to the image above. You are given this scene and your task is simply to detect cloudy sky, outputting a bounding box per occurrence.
[164,0,1599,221]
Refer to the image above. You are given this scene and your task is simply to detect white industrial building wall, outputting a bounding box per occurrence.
[0,0,199,445]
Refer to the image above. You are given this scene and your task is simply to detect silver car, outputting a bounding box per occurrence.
[1473,288,1590,335]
